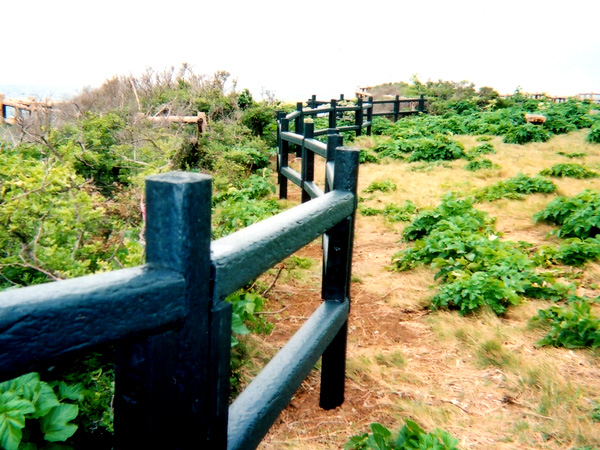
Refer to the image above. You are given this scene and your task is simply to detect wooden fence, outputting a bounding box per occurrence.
[0,147,359,449]
[0,94,53,125]
[578,93,600,104]
[277,95,425,203]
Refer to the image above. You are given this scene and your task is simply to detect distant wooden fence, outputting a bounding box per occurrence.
[578,93,600,104]
[0,94,53,125]
[0,143,359,448]
[307,94,426,123]
[137,111,208,135]
[277,94,426,202]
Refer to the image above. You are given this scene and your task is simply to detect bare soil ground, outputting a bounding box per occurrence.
[247,133,600,449]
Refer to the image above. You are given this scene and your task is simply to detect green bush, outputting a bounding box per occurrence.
[468,143,496,156]
[393,194,574,314]
[407,136,465,162]
[473,174,556,202]
[0,373,82,450]
[502,123,552,144]
[587,121,600,144]
[465,158,497,171]
[540,163,598,179]
[345,420,461,450]
[402,195,492,242]
[241,103,277,142]
[533,301,600,349]
[363,180,397,193]
[534,190,600,238]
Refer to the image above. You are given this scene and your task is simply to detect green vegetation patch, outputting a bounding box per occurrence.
[393,195,570,315]
[534,190,600,238]
[532,301,600,349]
[464,158,498,172]
[472,174,556,202]
[540,163,599,179]
[345,420,460,450]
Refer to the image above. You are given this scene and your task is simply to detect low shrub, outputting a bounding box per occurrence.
[534,190,600,238]
[503,123,552,144]
[465,158,497,171]
[532,301,600,349]
[363,180,397,193]
[345,420,460,450]
[539,163,598,179]
[473,174,556,202]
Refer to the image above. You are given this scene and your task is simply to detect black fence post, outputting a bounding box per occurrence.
[355,98,363,138]
[325,133,343,193]
[366,96,374,136]
[418,94,425,113]
[320,147,359,410]
[114,172,216,449]
[393,95,400,122]
[329,99,337,133]
[309,95,317,109]
[279,118,289,199]
[301,122,315,203]
[295,102,304,157]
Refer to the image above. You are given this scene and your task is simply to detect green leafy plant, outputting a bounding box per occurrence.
[502,123,552,144]
[534,190,600,238]
[586,121,600,144]
[407,135,465,162]
[363,180,397,194]
[553,238,600,266]
[539,163,598,179]
[473,174,556,202]
[464,158,497,171]
[227,290,274,394]
[532,301,600,349]
[345,420,461,450]
[359,201,417,222]
[557,151,586,159]
[401,194,494,242]
[468,143,496,156]
[0,373,82,450]
[393,194,574,314]
[227,290,273,347]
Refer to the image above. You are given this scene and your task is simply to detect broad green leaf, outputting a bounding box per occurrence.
[39,404,78,442]
[31,384,60,419]
[0,409,26,450]
[231,313,250,335]
[367,423,391,450]
[58,383,85,403]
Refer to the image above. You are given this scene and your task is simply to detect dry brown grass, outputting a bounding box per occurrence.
[255,129,600,449]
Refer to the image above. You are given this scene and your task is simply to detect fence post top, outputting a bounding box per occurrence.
[146,171,211,184]
[335,146,360,154]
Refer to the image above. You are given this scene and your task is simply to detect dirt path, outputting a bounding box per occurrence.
[252,148,600,449]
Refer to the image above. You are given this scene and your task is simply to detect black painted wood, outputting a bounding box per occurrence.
[115,172,213,449]
[321,148,359,410]
[302,122,315,203]
[227,300,349,450]
[211,190,354,303]
[2,133,361,449]
[0,266,184,379]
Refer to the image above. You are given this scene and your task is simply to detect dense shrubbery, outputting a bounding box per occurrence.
[357,85,595,167]
[0,66,284,445]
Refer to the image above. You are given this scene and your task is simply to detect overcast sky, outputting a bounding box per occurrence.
[2,0,599,101]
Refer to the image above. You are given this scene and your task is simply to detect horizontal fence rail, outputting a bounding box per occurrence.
[0,146,359,449]
[277,94,427,203]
